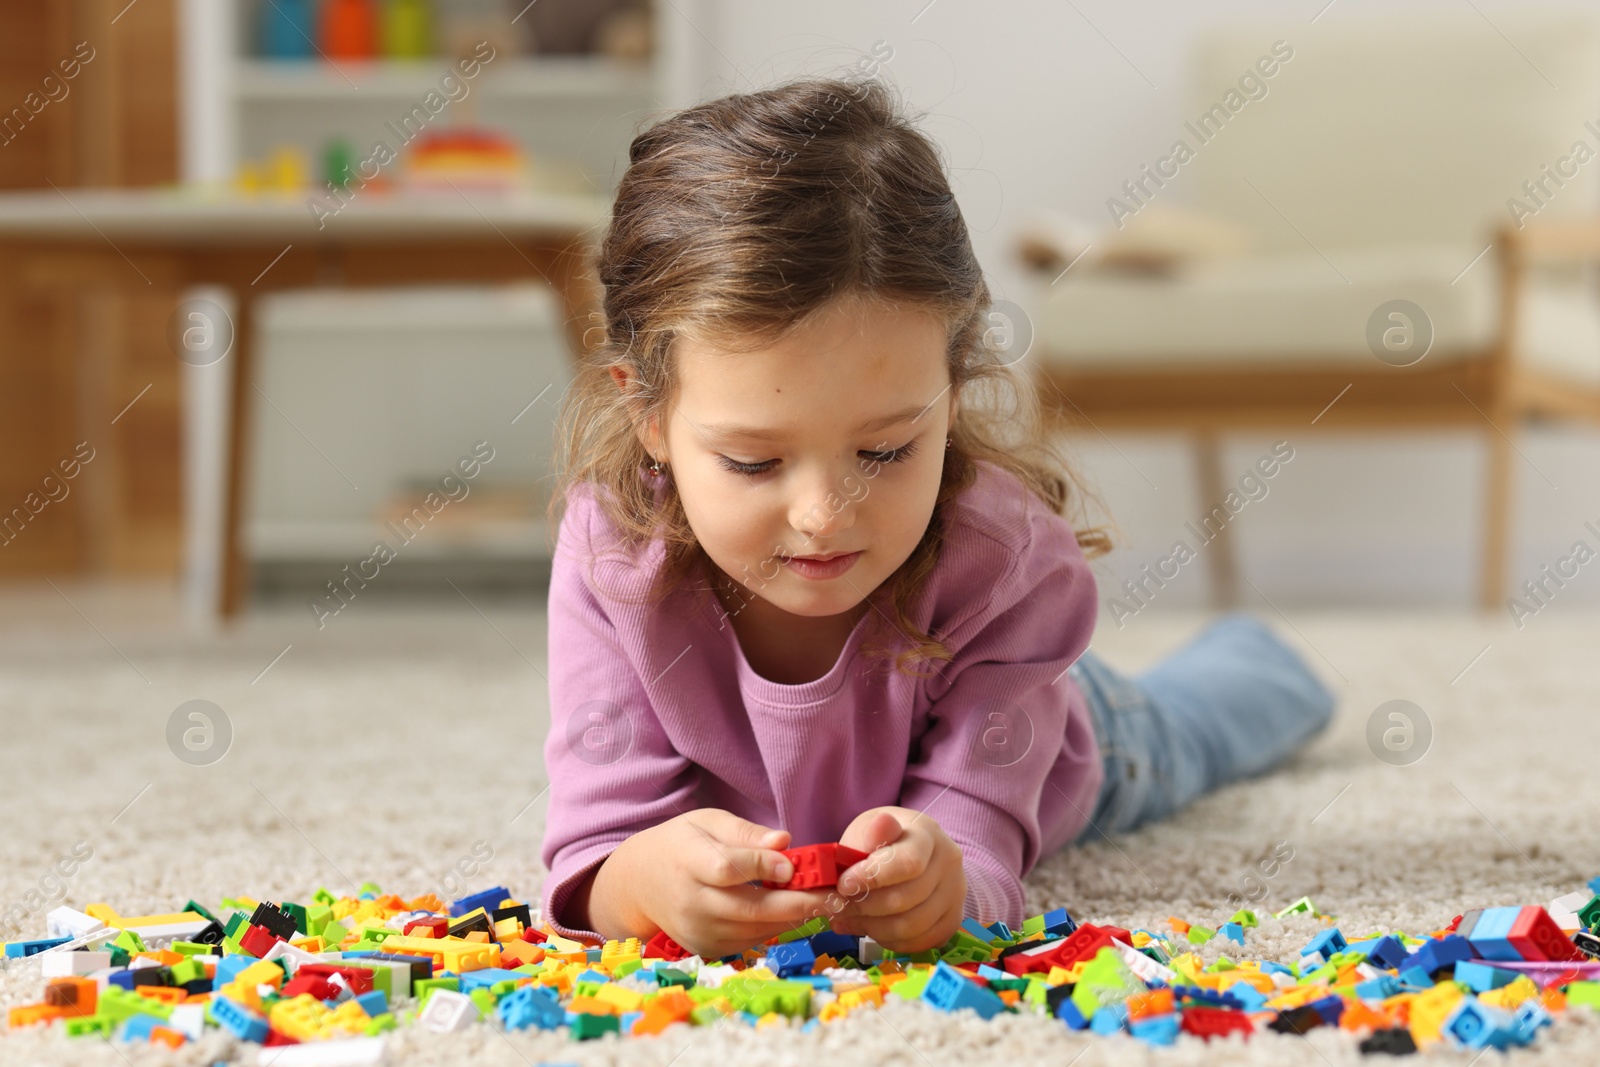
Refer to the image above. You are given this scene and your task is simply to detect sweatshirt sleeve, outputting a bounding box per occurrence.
[896,506,1099,928]
[538,492,701,943]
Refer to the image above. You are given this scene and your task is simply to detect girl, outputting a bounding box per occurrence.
[539,77,1334,961]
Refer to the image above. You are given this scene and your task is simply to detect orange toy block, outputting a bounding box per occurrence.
[44,977,97,1018]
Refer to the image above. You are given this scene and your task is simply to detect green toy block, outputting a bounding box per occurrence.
[776,916,827,943]
[1274,897,1319,919]
[571,1013,620,1040]
[1141,942,1172,965]
[107,946,131,968]
[469,989,495,1017]
[364,1013,397,1035]
[358,882,382,896]
[1230,909,1259,928]
[572,980,605,999]
[305,903,332,937]
[1023,976,1050,1009]
[746,980,810,1018]
[686,986,726,1004]
[614,957,644,979]
[413,977,460,1008]
[223,912,248,939]
[1070,947,1147,1021]
[171,940,212,957]
[1566,981,1600,1008]
[281,901,308,935]
[1207,956,1237,972]
[1578,897,1600,932]
[64,1016,113,1038]
[1299,963,1338,985]
[1020,914,1047,937]
[111,929,147,954]
[170,959,204,985]
[313,887,336,906]
[888,968,932,1000]
[689,1004,726,1025]
[320,919,349,946]
[940,945,990,965]
[656,968,694,988]
[1185,924,1215,945]
[220,897,251,911]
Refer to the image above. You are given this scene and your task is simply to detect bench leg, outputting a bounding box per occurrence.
[1194,432,1239,610]
[1479,424,1513,610]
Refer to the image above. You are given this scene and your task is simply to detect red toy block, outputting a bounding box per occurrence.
[263,1028,300,1046]
[238,923,283,958]
[294,963,374,995]
[281,975,340,1000]
[1509,906,1586,962]
[643,930,691,961]
[762,842,872,890]
[1182,1006,1255,1041]
[1046,923,1116,968]
[404,916,450,938]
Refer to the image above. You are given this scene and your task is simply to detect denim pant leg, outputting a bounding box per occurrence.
[1071,613,1336,842]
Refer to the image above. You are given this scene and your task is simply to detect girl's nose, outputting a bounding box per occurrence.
[789,464,859,544]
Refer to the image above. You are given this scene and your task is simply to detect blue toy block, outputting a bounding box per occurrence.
[1260,960,1294,977]
[572,969,611,986]
[1222,922,1245,945]
[462,968,537,994]
[1054,997,1088,1029]
[1130,1013,1180,1046]
[1355,975,1401,1000]
[1588,876,1600,897]
[1514,999,1553,1045]
[1042,908,1077,937]
[919,961,1008,1020]
[984,921,1013,941]
[790,975,833,991]
[1468,907,1522,962]
[1364,935,1409,970]
[1173,985,1243,1009]
[1454,960,1517,993]
[215,956,256,986]
[959,918,997,943]
[1443,998,1516,1050]
[213,995,269,1042]
[1227,981,1268,1011]
[807,930,858,961]
[1300,927,1348,964]
[620,1010,642,1034]
[497,986,565,1032]
[1088,1002,1129,1034]
[802,1018,820,1033]
[354,990,388,1016]
[119,1014,165,1042]
[448,886,510,918]
[106,970,138,991]
[765,941,816,979]
[1405,935,1473,975]
[976,964,1006,982]
[1397,967,1434,991]
[1308,995,1345,1025]
[4,937,72,959]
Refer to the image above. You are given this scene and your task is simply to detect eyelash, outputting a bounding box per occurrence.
[716,439,921,478]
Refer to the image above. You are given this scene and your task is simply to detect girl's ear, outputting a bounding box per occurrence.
[611,365,666,460]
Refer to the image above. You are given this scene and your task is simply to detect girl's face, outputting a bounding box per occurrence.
[634,295,957,621]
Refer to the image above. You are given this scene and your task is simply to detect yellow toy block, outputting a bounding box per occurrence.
[818,1000,848,1023]
[1480,975,1538,1011]
[233,961,286,990]
[114,911,208,929]
[321,1000,371,1037]
[840,986,884,1009]
[270,994,329,1042]
[1407,983,1465,1047]
[593,984,645,1014]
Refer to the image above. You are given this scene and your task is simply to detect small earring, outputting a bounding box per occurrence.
[649,456,666,476]
[945,437,953,449]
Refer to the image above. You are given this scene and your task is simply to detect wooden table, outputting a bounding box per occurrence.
[0,185,609,619]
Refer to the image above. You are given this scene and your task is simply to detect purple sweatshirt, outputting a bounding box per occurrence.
[539,459,1104,942]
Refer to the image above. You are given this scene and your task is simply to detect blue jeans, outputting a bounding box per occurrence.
[1069,613,1336,843]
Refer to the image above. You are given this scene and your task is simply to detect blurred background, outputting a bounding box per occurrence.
[5,0,1600,635]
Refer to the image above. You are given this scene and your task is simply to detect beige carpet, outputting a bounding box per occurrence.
[3,579,1599,1065]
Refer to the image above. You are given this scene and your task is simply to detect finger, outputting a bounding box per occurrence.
[840,809,904,855]
[705,884,840,929]
[836,863,941,919]
[692,837,796,888]
[837,833,930,895]
[693,809,792,849]
[862,895,962,954]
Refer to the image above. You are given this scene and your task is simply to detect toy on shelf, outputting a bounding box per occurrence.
[233,145,313,195]
[381,0,434,58]
[321,0,380,60]
[259,0,317,59]
[402,127,527,192]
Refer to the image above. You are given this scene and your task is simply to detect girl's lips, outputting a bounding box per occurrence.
[782,551,862,580]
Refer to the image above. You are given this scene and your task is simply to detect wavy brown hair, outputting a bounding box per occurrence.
[548,75,1109,676]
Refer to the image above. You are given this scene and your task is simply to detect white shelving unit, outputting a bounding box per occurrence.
[177,3,665,585]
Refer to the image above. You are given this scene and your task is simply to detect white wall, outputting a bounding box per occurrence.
[655,0,1600,618]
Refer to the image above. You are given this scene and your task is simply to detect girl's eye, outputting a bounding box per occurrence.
[716,456,778,477]
[715,439,920,479]
[861,439,920,466]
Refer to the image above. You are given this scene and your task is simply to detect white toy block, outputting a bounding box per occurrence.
[417,989,475,1034]
[40,951,111,977]
[257,1036,386,1066]
[46,907,104,940]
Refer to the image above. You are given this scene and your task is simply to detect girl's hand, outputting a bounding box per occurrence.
[826,807,967,953]
[590,808,834,961]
